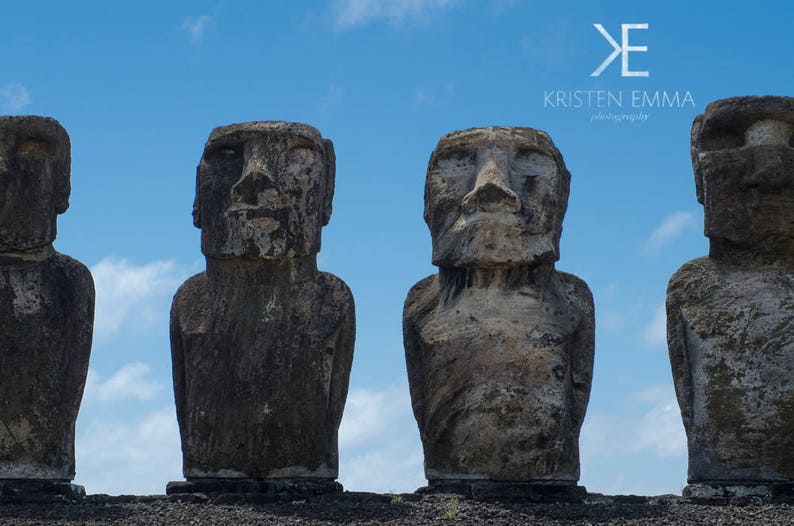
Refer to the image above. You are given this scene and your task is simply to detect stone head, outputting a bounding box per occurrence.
[193,121,336,259]
[0,116,70,252]
[692,96,794,252]
[424,126,571,268]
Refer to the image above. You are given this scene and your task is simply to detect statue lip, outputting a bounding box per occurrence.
[458,210,526,227]
[226,205,287,216]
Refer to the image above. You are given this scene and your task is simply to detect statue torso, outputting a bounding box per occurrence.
[404,270,590,481]
[668,257,794,481]
[0,253,94,479]
[171,268,354,479]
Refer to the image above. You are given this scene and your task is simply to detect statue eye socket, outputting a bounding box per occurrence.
[205,146,241,162]
[18,138,51,156]
[699,130,745,151]
[511,150,556,177]
[216,147,239,157]
[434,150,475,176]
[287,145,321,161]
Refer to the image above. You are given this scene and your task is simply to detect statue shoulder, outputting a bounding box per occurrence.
[51,253,95,300]
[404,274,440,322]
[667,257,717,305]
[317,271,355,313]
[172,271,208,311]
[557,270,594,315]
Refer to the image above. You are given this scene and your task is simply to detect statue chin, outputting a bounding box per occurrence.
[432,232,558,269]
[201,223,319,260]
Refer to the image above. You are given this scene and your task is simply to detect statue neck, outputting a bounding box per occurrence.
[439,263,555,291]
[206,256,318,287]
[709,238,794,267]
[0,244,55,265]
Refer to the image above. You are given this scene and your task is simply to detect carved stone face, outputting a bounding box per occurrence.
[692,96,794,251]
[424,127,570,268]
[0,116,70,252]
[194,122,335,259]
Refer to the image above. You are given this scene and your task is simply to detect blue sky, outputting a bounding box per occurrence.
[3,0,793,495]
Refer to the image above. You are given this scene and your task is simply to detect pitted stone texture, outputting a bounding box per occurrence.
[0,480,85,503]
[667,96,794,486]
[691,96,794,255]
[0,116,70,253]
[172,122,354,482]
[418,479,586,502]
[405,127,594,484]
[0,117,94,483]
[193,121,335,259]
[424,127,570,268]
[165,478,343,498]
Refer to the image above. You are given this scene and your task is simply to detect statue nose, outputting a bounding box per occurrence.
[231,164,276,206]
[462,158,520,214]
[744,146,792,190]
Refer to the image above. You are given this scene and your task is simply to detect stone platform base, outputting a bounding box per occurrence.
[684,482,794,503]
[0,480,85,502]
[166,478,343,499]
[417,480,587,502]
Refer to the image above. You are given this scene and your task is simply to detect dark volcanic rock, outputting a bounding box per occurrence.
[403,127,594,489]
[170,122,354,486]
[667,96,794,491]
[0,116,94,486]
[1,492,793,525]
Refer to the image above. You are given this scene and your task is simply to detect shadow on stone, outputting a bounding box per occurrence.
[417,480,587,502]
[0,480,85,503]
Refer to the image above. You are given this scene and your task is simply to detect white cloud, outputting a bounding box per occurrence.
[75,406,182,495]
[643,303,667,348]
[630,386,686,458]
[181,15,214,43]
[580,383,686,494]
[75,383,424,495]
[332,0,457,31]
[0,83,31,112]
[91,258,187,340]
[85,363,163,403]
[339,384,425,492]
[642,211,697,254]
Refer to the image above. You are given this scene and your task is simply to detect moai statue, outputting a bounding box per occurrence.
[168,122,355,496]
[403,127,594,499]
[667,96,794,499]
[0,117,94,501]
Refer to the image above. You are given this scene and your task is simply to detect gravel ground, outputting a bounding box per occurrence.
[1,493,794,525]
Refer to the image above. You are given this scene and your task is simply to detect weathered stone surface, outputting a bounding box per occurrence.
[0,480,85,503]
[193,121,335,260]
[667,96,794,488]
[0,116,94,482]
[404,127,594,485]
[418,479,586,502]
[0,117,70,253]
[171,122,354,485]
[165,478,342,498]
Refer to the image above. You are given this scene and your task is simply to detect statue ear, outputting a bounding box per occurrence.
[322,139,336,226]
[691,114,705,205]
[423,153,436,227]
[53,146,71,215]
[53,179,70,215]
[423,185,431,226]
[192,164,202,228]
